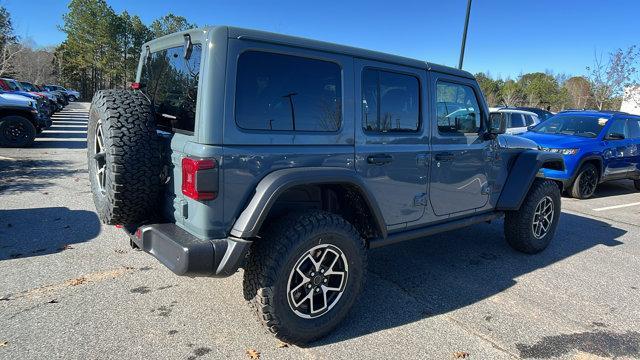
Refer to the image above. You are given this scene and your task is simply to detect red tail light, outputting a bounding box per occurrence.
[182,157,218,201]
[131,82,141,90]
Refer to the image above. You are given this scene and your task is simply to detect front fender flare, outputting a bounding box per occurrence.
[496,150,565,211]
[230,167,387,239]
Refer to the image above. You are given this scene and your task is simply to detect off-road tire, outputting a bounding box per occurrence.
[87,89,163,225]
[505,179,561,254]
[243,210,367,344]
[569,163,599,199]
[0,115,36,148]
[69,95,77,102]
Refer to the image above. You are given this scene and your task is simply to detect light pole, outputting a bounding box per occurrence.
[458,0,472,70]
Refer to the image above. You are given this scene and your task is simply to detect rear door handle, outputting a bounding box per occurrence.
[434,152,455,162]
[367,154,393,165]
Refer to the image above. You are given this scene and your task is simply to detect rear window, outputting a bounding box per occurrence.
[140,44,202,134]
[235,51,342,132]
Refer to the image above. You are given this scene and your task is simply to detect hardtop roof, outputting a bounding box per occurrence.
[143,26,475,80]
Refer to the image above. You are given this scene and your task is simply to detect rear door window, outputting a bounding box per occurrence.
[361,69,420,132]
[235,51,342,132]
[627,119,640,139]
[140,44,202,134]
[509,113,526,128]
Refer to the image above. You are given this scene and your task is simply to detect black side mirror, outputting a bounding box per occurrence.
[606,132,625,140]
[488,113,507,135]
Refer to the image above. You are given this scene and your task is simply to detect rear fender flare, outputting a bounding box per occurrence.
[230,167,387,239]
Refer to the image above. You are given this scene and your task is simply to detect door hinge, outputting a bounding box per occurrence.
[414,193,428,206]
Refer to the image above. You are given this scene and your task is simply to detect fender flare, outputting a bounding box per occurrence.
[230,167,387,239]
[496,150,565,211]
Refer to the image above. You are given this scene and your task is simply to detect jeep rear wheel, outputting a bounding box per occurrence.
[0,116,36,148]
[504,179,561,254]
[243,211,366,344]
[569,163,598,199]
[87,89,164,225]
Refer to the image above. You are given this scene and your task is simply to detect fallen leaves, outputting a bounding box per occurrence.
[276,341,289,348]
[453,351,470,359]
[67,277,87,286]
[59,244,74,251]
[246,349,260,359]
[0,341,7,347]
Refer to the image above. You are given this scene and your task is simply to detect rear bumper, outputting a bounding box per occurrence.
[126,223,252,278]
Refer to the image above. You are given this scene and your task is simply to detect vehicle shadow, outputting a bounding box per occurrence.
[589,180,638,199]
[0,158,83,193]
[0,207,100,260]
[314,212,626,346]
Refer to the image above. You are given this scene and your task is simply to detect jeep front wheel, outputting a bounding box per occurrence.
[0,116,36,148]
[504,179,561,254]
[569,163,599,199]
[243,211,367,344]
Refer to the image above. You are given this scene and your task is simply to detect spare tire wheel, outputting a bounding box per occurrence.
[87,89,164,225]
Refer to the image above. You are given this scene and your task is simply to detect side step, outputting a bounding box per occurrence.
[369,212,503,249]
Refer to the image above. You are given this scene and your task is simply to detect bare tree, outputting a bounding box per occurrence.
[10,41,57,84]
[0,42,23,76]
[587,47,638,110]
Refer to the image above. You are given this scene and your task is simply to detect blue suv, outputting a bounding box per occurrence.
[521,110,640,198]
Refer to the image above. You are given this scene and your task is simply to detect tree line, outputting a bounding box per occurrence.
[475,46,639,111]
[0,0,196,100]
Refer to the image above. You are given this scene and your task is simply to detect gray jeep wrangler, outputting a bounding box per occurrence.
[87,26,565,344]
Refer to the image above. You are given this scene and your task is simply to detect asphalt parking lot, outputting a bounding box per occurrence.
[1,102,639,360]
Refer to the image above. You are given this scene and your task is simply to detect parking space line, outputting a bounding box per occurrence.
[593,202,640,212]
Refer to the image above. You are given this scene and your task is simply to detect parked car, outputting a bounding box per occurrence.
[44,85,80,102]
[1,78,60,114]
[521,110,640,198]
[86,26,565,344]
[20,81,66,110]
[0,92,42,147]
[489,107,540,134]
[0,78,52,122]
[514,106,554,121]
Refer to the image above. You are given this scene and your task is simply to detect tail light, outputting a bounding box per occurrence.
[130,82,141,90]
[182,157,218,201]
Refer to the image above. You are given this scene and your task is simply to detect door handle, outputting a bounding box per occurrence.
[367,154,393,165]
[434,152,455,162]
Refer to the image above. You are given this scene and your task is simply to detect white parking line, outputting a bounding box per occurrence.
[593,202,640,211]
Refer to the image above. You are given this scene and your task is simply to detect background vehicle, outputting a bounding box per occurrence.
[0,78,52,122]
[1,78,59,114]
[20,81,66,110]
[87,26,565,344]
[0,92,41,147]
[521,110,640,198]
[489,107,540,134]
[44,84,81,102]
[515,106,554,122]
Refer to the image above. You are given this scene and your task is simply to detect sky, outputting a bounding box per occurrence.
[4,0,639,79]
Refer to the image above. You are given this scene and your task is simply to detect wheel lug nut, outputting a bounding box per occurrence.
[315,288,320,293]
[323,278,328,283]
[307,284,312,288]
[320,269,325,273]
[310,272,315,276]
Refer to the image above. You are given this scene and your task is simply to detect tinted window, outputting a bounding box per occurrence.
[235,51,342,132]
[525,115,535,126]
[140,44,201,134]
[606,119,627,138]
[627,119,640,139]
[362,69,419,132]
[509,113,526,128]
[532,115,607,138]
[436,82,481,134]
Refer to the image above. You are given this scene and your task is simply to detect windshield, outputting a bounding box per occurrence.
[4,80,19,91]
[20,82,36,92]
[139,43,201,134]
[531,114,608,138]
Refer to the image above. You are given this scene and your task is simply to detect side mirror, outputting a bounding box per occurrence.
[606,132,625,140]
[488,113,507,135]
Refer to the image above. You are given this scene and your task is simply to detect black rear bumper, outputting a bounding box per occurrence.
[127,223,252,278]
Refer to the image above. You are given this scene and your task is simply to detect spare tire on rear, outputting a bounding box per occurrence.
[87,89,164,225]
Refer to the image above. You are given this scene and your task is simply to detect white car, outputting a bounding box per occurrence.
[489,107,540,135]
